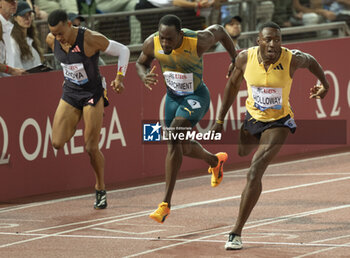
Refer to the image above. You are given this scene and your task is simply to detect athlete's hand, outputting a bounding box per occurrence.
[142,66,158,90]
[309,84,328,99]
[111,79,125,94]
[211,122,224,133]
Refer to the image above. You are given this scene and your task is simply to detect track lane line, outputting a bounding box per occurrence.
[2,176,349,251]
[1,151,350,213]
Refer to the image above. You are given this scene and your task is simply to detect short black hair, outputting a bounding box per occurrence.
[258,21,281,32]
[159,14,182,32]
[48,9,68,26]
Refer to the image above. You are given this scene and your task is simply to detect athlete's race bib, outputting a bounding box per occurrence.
[251,86,282,111]
[61,62,89,85]
[163,71,194,96]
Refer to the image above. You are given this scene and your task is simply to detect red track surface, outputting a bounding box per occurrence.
[1,151,350,257]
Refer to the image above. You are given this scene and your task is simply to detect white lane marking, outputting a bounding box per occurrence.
[25,175,350,234]
[292,241,350,258]
[168,204,350,240]
[311,234,350,243]
[226,172,350,177]
[1,231,350,248]
[0,219,45,222]
[92,227,165,235]
[1,203,350,253]
[0,212,153,248]
[0,224,18,229]
[123,203,350,258]
[26,210,154,233]
[292,234,350,258]
[1,151,350,213]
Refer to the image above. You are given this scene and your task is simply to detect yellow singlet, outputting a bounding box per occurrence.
[244,47,294,122]
[154,29,203,96]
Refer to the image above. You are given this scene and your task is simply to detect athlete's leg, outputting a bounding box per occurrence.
[163,118,221,207]
[181,139,218,167]
[52,99,82,149]
[178,88,218,167]
[237,125,259,157]
[83,97,105,191]
[230,127,289,236]
[163,116,188,208]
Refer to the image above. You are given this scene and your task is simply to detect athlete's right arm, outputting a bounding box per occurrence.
[212,50,247,132]
[136,36,158,91]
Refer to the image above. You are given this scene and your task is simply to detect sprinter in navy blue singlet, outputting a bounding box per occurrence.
[46,10,130,210]
[54,27,106,109]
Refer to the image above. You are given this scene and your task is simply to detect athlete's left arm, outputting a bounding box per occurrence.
[197,24,237,77]
[85,30,130,94]
[291,49,329,99]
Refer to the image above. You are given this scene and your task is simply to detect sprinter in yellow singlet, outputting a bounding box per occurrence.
[214,21,329,250]
[136,14,237,224]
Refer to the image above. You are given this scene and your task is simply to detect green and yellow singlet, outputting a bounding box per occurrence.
[154,29,203,96]
[244,47,294,122]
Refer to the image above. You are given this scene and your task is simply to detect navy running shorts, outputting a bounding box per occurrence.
[61,84,105,110]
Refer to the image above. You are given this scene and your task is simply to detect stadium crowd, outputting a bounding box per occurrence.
[1,0,349,75]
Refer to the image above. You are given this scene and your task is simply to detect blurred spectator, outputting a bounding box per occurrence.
[95,0,140,45]
[25,0,48,20]
[35,0,78,15]
[67,12,85,27]
[0,0,26,76]
[293,0,335,25]
[136,0,215,10]
[77,0,100,15]
[220,0,240,21]
[215,15,241,51]
[95,0,136,13]
[135,0,209,41]
[324,0,350,26]
[255,1,275,29]
[11,1,44,70]
[221,0,274,30]
[272,0,304,27]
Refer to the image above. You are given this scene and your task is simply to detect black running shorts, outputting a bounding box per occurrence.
[243,111,297,139]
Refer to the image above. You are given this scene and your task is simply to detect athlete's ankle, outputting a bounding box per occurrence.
[210,155,219,167]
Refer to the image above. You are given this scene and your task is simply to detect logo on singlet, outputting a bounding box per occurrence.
[273,63,284,70]
[71,45,81,53]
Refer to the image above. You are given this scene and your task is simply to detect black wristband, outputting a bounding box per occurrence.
[231,56,236,63]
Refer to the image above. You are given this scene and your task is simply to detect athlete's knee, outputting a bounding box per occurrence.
[85,142,99,155]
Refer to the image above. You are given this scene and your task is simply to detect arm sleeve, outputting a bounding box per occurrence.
[103,40,130,76]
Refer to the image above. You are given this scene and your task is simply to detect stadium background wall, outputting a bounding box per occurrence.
[0,38,349,201]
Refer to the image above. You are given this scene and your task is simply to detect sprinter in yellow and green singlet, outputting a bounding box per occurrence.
[136,14,237,224]
[213,21,329,250]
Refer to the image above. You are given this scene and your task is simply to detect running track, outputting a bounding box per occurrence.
[1,151,350,257]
